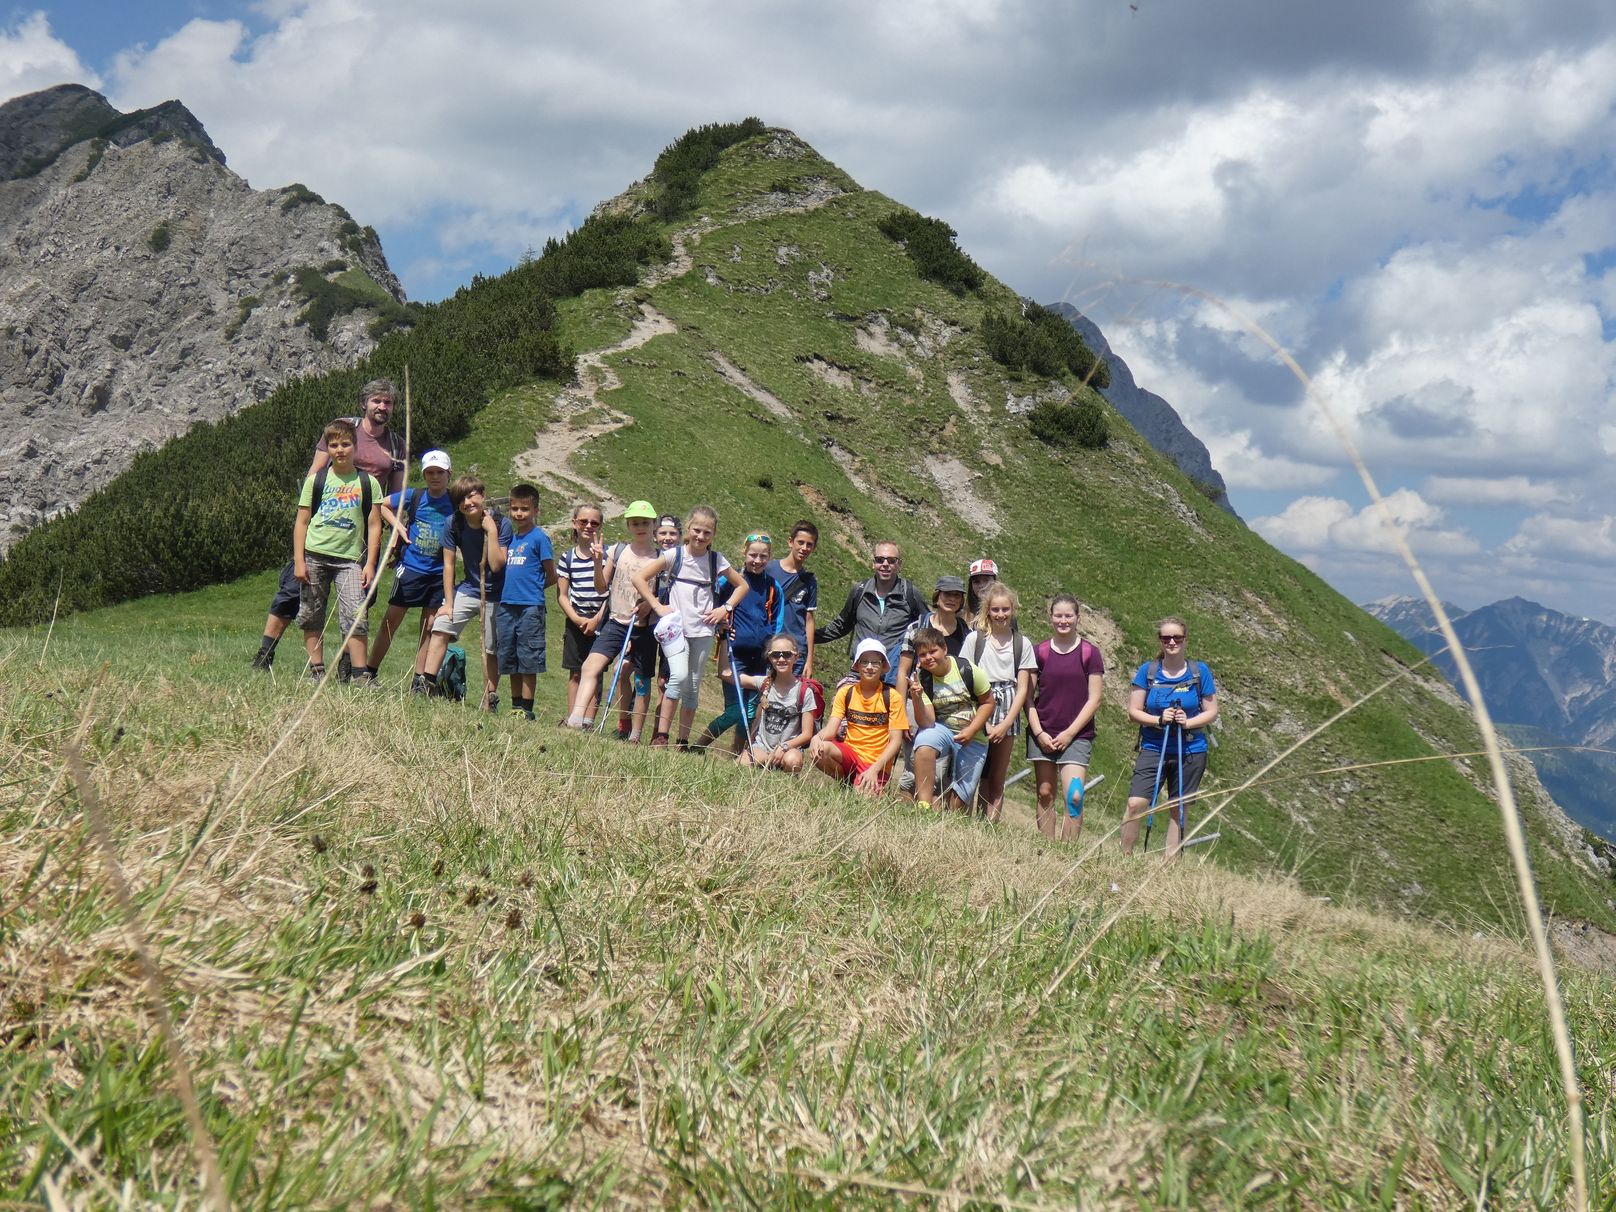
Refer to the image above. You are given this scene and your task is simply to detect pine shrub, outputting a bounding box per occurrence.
[1028,398,1109,450]
[649,118,767,219]
[876,209,984,294]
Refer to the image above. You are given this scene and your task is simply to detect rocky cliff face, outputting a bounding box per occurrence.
[1046,301,1236,517]
[0,84,405,546]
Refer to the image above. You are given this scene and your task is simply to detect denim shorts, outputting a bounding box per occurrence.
[912,723,990,803]
[495,603,547,675]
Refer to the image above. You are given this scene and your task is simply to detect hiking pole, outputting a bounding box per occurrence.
[1174,721,1187,850]
[594,622,637,734]
[1142,736,1168,852]
[726,631,754,743]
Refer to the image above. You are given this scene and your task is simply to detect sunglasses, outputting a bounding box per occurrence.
[745,533,772,546]
[766,650,795,659]
[872,555,899,564]
[1158,634,1185,643]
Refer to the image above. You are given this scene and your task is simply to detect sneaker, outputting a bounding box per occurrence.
[650,733,670,749]
[251,647,274,671]
[350,671,381,690]
[616,721,632,740]
[482,694,500,714]
[307,663,327,683]
[411,673,430,695]
[512,707,536,721]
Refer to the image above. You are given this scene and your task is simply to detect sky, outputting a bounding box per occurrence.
[5,0,1616,621]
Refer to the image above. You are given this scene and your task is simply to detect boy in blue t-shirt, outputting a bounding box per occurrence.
[371,449,457,691]
[767,519,819,678]
[496,483,556,720]
[422,475,512,710]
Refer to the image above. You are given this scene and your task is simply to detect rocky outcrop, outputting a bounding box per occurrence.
[0,84,405,546]
[1045,301,1237,518]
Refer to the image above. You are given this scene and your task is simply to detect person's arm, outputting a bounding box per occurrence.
[810,701,844,760]
[482,517,508,574]
[909,675,936,729]
[556,557,585,625]
[361,488,383,589]
[306,448,330,481]
[1127,684,1156,728]
[813,584,859,643]
[1058,673,1104,745]
[894,647,915,693]
[292,505,312,582]
[955,674,995,746]
[632,555,671,617]
[542,558,557,589]
[802,607,816,679]
[706,572,748,628]
[594,543,615,594]
[442,542,457,606]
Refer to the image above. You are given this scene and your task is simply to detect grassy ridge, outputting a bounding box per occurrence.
[1,629,1612,1206]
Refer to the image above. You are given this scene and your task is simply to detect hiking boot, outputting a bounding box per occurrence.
[251,647,274,671]
[350,671,381,690]
[411,673,430,695]
[650,733,669,749]
[336,652,353,683]
[512,706,536,721]
[482,694,500,714]
[307,663,327,684]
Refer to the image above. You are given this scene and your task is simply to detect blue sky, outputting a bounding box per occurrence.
[6,1,1616,620]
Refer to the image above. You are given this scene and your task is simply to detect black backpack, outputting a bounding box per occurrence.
[917,655,983,711]
[309,465,375,556]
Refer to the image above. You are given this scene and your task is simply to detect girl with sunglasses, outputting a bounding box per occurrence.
[1122,617,1219,857]
[737,634,818,772]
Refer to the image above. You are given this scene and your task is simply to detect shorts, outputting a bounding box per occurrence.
[389,567,446,611]
[1128,746,1208,802]
[827,741,891,789]
[562,617,596,672]
[430,589,497,655]
[913,724,990,803]
[269,561,301,620]
[297,555,369,637]
[495,603,547,675]
[1027,734,1094,766]
[589,618,658,680]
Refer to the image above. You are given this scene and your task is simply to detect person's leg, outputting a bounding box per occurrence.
[1058,762,1090,842]
[911,724,952,807]
[945,740,990,813]
[296,559,335,674]
[1121,748,1165,855]
[778,747,805,774]
[981,736,1015,822]
[675,636,714,743]
[330,562,373,682]
[1032,756,1058,840]
[1164,751,1208,859]
[368,601,408,673]
[570,621,627,726]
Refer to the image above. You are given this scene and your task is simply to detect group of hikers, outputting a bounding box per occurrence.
[252,380,1220,854]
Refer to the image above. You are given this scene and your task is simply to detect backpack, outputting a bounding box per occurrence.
[434,645,468,702]
[1142,659,1209,716]
[658,547,720,606]
[969,628,1030,675]
[834,681,894,728]
[799,675,827,733]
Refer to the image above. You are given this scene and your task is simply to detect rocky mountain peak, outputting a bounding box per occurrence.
[0,83,222,181]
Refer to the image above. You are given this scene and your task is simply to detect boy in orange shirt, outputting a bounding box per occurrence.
[808,638,904,795]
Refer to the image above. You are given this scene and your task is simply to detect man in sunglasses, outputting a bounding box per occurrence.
[814,540,928,687]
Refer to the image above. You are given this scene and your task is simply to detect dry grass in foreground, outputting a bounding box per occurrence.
[3,657,1614,1208]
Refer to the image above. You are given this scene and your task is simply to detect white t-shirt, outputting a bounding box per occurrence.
[666,544,733,637]
[969,630,1038,683]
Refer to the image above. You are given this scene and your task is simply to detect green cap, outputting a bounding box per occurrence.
[623,499,657,519]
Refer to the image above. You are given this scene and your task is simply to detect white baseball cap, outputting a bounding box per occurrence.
[968,557,999,578]
[421,449,451,471]
[852,638,889,666]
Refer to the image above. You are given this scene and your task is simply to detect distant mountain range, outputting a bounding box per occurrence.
[1365,595,1616,837]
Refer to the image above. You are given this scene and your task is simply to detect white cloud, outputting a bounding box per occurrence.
[1254,489,1480,556]
[1503,514,1616,563]
[1422,475,1568,508]
[0,12,98,97]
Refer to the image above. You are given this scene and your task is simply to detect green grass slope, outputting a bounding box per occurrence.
[2,642,1613,1207]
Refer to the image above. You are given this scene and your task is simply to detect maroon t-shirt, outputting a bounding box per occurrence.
[1032,638,1105,738]
[316,419,405,492]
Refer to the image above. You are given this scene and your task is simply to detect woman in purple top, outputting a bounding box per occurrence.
[1025,593,1105,841]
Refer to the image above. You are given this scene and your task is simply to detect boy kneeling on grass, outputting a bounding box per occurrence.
[292,419,383,684]
[808,638,904,795]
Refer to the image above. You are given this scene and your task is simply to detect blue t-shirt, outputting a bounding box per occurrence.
[718,566,778,650]
[386,489,455,577]
[500,526,555,606]
[766,558,817,650]
[1133,660,1217,753]
[445,510,514,601]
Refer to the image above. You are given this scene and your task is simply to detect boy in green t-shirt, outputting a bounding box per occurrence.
[293,419,383,683]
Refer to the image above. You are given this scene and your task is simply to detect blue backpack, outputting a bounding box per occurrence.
[435,645,468,702]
